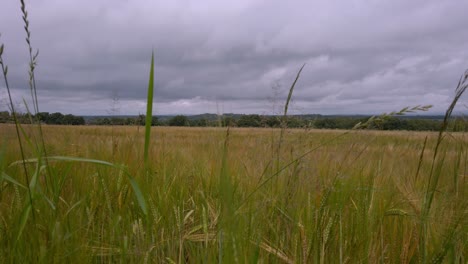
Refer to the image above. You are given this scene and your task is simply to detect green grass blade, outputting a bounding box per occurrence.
[1,172,27,189]
[15,203,31,243]
[144,51,155,169]
[9,156,115,167]
[283,63,305,120]
[28,162,40,191]
[127,176,148,215]
[276,63,305,172]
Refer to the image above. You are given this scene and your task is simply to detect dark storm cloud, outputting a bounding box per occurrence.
[0,0,467,115]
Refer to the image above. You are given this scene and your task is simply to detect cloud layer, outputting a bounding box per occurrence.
[1,0,467,115]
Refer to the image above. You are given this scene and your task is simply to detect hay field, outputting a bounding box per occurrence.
[0,124,466,263]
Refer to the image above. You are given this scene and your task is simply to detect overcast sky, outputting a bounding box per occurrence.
[1,0,467,115]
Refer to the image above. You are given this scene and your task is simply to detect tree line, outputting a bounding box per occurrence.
[91,114,466,132]
[2,111,467,132]
[0,111,85,125]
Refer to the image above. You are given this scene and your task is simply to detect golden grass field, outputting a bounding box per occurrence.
[0,124,467,263]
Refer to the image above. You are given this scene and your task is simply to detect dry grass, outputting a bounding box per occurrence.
[0,124,466,262]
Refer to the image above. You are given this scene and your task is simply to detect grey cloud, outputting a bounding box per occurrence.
[0,0,467,115]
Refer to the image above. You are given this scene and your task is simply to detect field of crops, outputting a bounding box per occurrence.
[0,124,466,263]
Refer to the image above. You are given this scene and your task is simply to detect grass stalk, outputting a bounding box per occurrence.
[276,64,305,170]
[144,51,155,169]
[19,0,53,192]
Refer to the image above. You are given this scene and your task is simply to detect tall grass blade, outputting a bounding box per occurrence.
[276,64,306,169]
[218,128,236,261]
[15,203,31,244]
[128,176,148,215]
[414,136,428,182]
[19,0,51,184]
[144,51,155,169]
[283,64,305,121]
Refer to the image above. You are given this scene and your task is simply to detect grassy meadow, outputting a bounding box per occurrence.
[0,2,467,262]
[0,124,466,263]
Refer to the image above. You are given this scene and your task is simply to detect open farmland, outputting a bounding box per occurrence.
[0,124,466,262]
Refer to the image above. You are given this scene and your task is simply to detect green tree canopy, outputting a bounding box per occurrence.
[168,115,189,126]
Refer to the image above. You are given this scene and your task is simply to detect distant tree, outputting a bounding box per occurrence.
[137,114,146,126]
[0,111,10,123]
[62,114,74,125]
[286,117,304,128]
[198,118,208,127]
[314,118,337,129]
[332,117,361,129]
[222,116,237,127]
[121,117,132,125]
[189,118,208,127]
[36,112,50,123]
[113,117,123,125]
[48,112,64,124]
[407,119,440,131]
[265,116,281,127]
[168,115,189,126]
[448,117,468,132]
[381,117,408,130]
[151,116,159,126]
[102,118,111,125]
[73,116,85,125]
[237,114,262,127]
